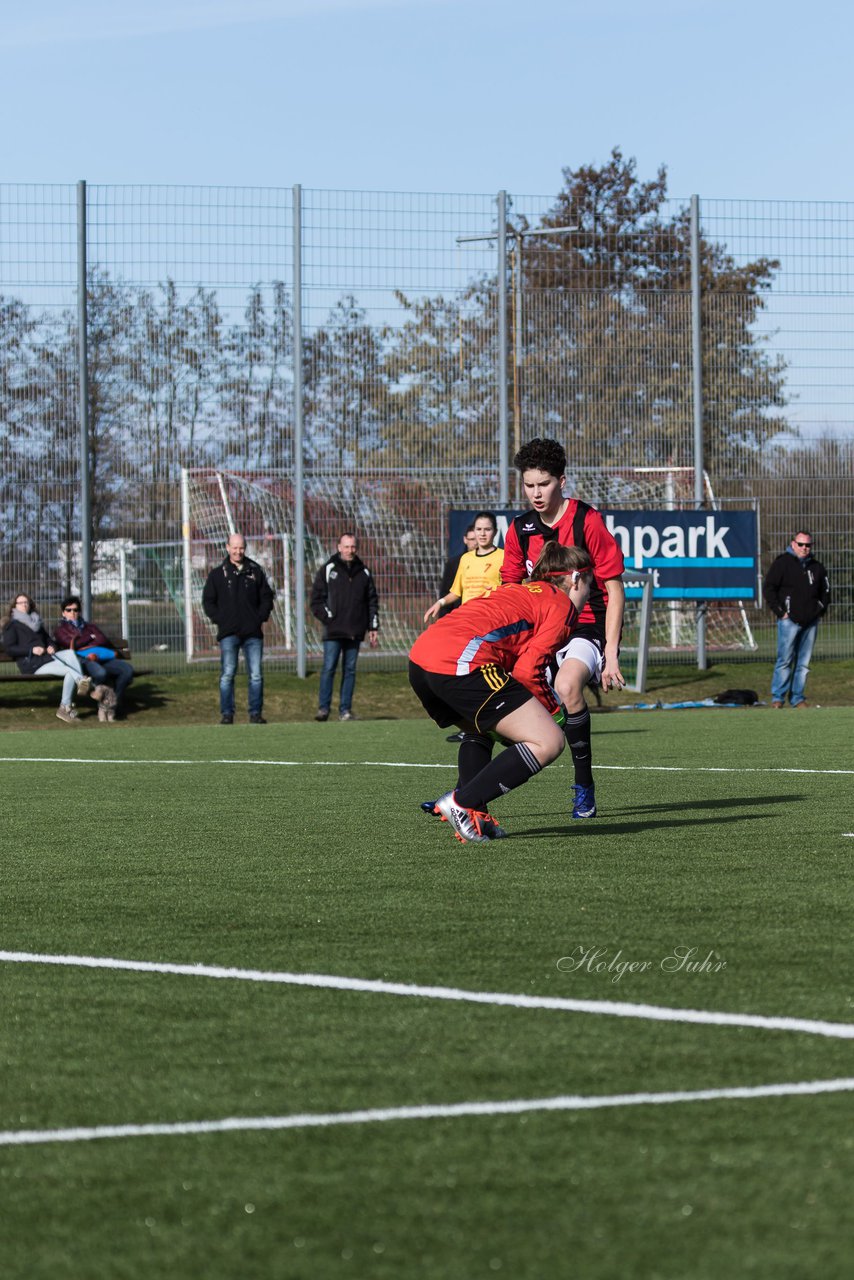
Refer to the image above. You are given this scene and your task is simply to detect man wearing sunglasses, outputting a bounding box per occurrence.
[764,531,830,708]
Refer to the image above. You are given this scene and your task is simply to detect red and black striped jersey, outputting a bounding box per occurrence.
[410,581,578,710]
[500,499,624,639]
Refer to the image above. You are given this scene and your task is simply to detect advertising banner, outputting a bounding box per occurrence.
[446,509,758,601]
[604,511,758,600]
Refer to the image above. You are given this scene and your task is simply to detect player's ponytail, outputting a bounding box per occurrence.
[529,542,592,582]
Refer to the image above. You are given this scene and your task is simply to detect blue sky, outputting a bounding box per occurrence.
[4,0,853,201]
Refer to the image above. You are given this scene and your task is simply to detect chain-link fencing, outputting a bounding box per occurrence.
[0,182,851,673]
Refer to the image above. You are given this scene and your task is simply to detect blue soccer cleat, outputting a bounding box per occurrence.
[572,783,597,819]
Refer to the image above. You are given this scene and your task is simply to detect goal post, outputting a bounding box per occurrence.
[180,466,452,664]
[626,569,655,693]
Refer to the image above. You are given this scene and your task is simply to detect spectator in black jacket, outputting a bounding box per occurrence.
[764,530,830,708]
[202,534,275,724]
[310,533,379,722]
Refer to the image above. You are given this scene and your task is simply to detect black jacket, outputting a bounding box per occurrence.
[438,552,463,617]
[764,550,830,627]
[310,553,379,642]
[202,556,275,641]
[1,618,58,673]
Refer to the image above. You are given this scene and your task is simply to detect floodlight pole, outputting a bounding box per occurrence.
[457,217,578,508]
[496,191,509,504]
[512,232,523,494]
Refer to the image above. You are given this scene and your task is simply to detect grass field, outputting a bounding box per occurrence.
[1,653,854,732]
[2,706,854,1279]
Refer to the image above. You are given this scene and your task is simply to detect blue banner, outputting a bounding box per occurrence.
[604,510,758,600]
[447,508,758,601]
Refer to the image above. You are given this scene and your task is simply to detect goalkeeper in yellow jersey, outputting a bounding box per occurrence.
[424,511,504,622]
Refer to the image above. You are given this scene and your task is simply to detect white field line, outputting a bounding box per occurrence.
[3,951,854,1041]
[0,756,852,776]
[2,1078,854,1148]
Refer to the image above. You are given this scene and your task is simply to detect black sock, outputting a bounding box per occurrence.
[564,706,593,786]
[456,733,493,790]
[455,742,542,812]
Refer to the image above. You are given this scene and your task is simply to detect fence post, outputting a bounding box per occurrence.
[77,179,92,615]
[119,546,130,647]
[632,572,655,694]
[497,191,509,506]
[293,184,307,678]
[180,467,194,662]
[690,193,707,670]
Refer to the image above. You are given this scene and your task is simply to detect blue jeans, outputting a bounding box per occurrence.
[319,639,360,714]
[82,657,134,708]
[771,618,818,706]
[35,650,84,706]
[219,634,264,717]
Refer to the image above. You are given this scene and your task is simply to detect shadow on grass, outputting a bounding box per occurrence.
[114,681,170,721]
[615,793,800,815]
[0,677,169,722]
[518,812,766,839]
[587,726,649,733]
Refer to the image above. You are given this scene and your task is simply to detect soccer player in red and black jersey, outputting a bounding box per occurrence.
[409,542,593,844]
[501,437,626,820]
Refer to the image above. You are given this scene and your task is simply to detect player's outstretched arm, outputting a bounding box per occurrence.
[601,577,627,692]
[424,593,459,623]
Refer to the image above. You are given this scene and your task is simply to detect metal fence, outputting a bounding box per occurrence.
[0,182,851,673]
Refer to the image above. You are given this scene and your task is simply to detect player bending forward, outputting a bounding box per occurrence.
[409,543,593,844]
[501,437,626,819]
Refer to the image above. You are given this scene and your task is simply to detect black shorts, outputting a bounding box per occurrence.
[408,660,534,734]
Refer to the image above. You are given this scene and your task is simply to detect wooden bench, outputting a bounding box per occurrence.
[0,642,146,681]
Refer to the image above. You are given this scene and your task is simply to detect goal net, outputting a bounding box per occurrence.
[181,467,482,660]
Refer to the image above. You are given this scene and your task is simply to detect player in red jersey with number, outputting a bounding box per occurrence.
[409,542,593,844]
[501,437,626,820]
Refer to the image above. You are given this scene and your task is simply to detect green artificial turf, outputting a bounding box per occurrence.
[1,653,853,733]
[1,711,853,1278]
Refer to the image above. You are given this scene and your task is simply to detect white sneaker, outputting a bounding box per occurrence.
[433,792,491,844]
[423,799,507,839]
[76,676,92,697]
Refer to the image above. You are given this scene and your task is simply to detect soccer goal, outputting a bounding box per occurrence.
[180,467,463,662]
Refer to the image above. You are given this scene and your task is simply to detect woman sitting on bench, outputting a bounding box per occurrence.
[1,593,114,724]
